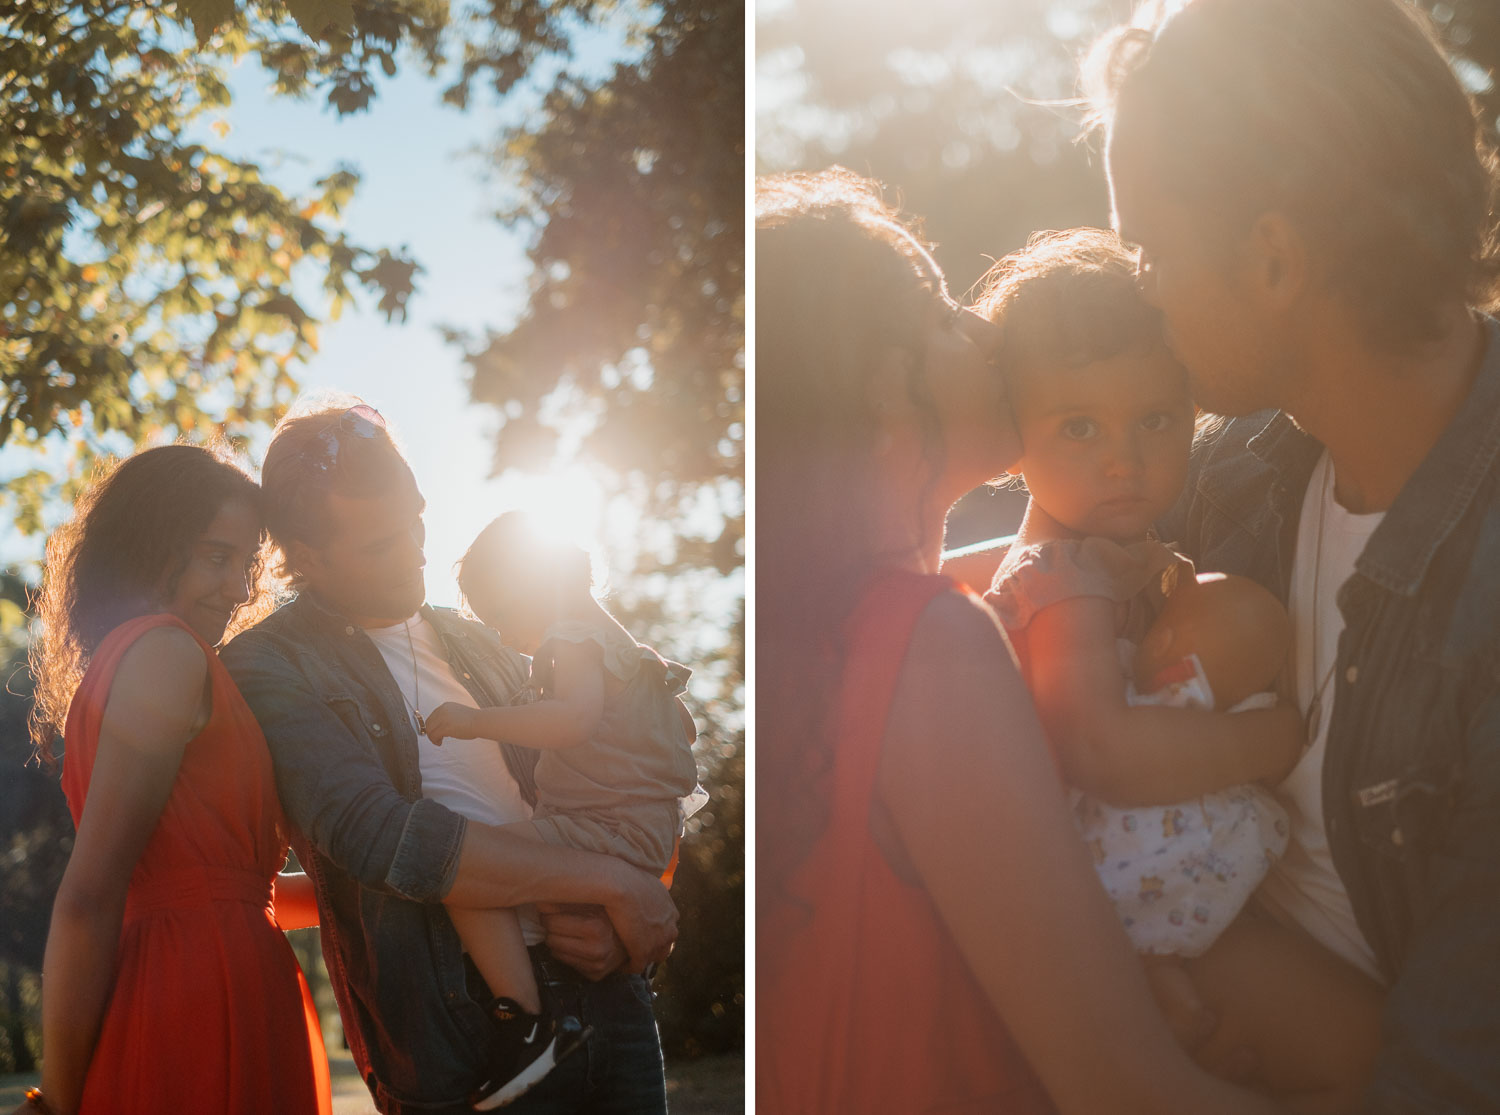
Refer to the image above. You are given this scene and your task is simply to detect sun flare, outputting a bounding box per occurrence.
[498,464,607,561]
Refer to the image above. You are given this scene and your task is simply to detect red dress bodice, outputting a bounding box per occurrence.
[60,613,331,1115]
[758,572,1054,1113]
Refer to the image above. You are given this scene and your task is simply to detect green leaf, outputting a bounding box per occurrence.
[286,0,357,41]
[180,0,236,45]
[0,598,26,634]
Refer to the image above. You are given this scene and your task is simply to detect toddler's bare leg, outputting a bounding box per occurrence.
[499,819,545,842]
[1184,906,1384,1114]
[446,904,541,1015]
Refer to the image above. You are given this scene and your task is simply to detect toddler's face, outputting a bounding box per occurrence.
[471,587,549,656]
[1007,346,1194,542]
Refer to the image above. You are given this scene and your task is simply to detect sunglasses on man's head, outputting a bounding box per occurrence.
[311,404,386,472]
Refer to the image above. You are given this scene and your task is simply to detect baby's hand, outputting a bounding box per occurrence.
[424,702,478,745]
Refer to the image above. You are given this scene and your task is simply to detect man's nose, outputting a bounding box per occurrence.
[404,526,427,568]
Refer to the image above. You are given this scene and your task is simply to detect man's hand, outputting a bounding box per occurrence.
[1147,956,1258,1085]
[602,862,678,973]
[1145,956,1216,1053]
[538,903,629,980]
[539,868,677,979]
[424,702,480,746]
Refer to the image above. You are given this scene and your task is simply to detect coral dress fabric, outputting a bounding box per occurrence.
[60,614,331,1115]
[759,572,1055,1113]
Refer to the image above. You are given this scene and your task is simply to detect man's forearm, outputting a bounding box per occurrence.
[442,821,628,909]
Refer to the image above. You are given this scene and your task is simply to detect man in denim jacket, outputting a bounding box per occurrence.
[222,400,677,1114]
[1090,0,1500,1108]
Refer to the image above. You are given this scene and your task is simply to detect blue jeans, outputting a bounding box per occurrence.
[507,948,667,1114]
[418,949,666,1115]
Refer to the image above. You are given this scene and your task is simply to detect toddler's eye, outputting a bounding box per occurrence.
[1061,417,1098,441]
[1140,411,1173,433]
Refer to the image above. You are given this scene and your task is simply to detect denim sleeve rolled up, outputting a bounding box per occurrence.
[1161,317,1500,1113]
[222,635,466,901]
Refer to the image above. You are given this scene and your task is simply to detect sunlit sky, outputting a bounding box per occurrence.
[0,21,633,607]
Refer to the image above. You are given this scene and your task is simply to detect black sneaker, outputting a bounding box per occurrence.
[468,997,590,1110]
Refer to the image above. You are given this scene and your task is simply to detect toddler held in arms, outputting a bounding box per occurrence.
[974,230,1383,1113]
[422,512,703,1109]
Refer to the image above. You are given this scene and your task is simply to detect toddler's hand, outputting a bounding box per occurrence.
[424,702,477,745]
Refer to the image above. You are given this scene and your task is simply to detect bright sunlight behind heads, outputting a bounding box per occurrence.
[486,463,610,590]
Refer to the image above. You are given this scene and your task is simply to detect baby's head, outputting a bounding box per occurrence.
[975,228,1194,543]
[456,511,594,654]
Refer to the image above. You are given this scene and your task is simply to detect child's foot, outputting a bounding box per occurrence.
[468,997,590,1110]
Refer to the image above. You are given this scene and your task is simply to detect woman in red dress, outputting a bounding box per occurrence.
[755,169,1284,1113]
[17,445,331,1115]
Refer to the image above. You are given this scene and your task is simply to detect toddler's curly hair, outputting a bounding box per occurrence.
[973,227,1164,380]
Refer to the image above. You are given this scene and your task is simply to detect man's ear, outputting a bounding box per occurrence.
[1248,211,1306,310]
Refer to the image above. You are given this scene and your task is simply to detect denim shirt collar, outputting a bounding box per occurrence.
[292,587,444,641]
[1247,315,1500,598]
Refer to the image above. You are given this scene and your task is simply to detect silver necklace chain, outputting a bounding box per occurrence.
[1305,459,1340,747]
[400,618,428,737]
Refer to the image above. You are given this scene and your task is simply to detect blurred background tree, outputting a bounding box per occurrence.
[453,0,742,565]
[0,0,743,1079]
[0,574,65,1075]
[757,0,1500,546]
[0,0,441,522]
[447,0,745,1050]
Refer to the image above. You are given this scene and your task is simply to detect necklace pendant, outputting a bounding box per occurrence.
[415,711,427,736]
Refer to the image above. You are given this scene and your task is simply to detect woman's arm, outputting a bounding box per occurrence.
[38,627,209,1115]
[1025,595,1302,806]
[425,641,605,749]
[876,593,1283,1115]
[271,872,320,931]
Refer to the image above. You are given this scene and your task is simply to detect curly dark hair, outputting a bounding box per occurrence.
[756,167,957,918]
[28,443,268,766]
[1086,0,1500,347]
[974,227,1163,378]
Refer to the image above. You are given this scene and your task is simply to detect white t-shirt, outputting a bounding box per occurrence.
[364,614,544,945]
[364,614,533,829]
[1257,452,1385,983]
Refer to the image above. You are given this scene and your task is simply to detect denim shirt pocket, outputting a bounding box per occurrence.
[318,687,408,784]
[322,689,375,732]
[1350,757,1462,868]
